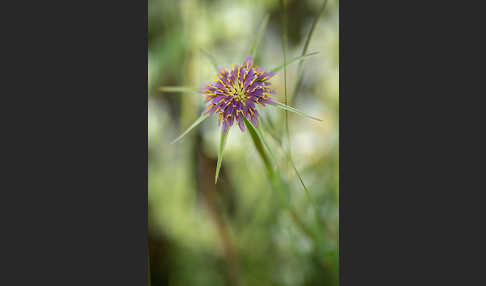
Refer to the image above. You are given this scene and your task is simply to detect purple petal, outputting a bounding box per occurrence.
[237,115,245,132]
[265,97,277,105]
[243,56,253,67]
[250,114,258,126]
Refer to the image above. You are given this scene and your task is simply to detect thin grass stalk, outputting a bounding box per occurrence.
[292,0,328,105]
[279,0,290,152]
[257,121,329,266]
[158,86,200,93]
[242,115,291,208]
[249,14,270,59]
[243,116,334,264]
[269,52,319,73]
[278,0,321,211]
[260,112,282,145]
[201,49,219,72]
[278,0,330,265]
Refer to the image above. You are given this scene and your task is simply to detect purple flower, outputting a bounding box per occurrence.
[200,56,276,132]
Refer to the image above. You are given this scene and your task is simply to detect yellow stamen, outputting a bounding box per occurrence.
[218,79,228,89]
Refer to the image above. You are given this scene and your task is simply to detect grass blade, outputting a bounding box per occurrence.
[170,113,209,144]
[292,0,328,104]
[249,14,270,59]
[289,154,328,265]
[288,155,312,202]
[158,86,200,93]
[299,0,328,70]
[269,52,319,73]
[201,49,219,72]
[273,101,323,122]
[215,128,231,183]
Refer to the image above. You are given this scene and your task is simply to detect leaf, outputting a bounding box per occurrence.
[201,49,219,72]
[158,86,200,94]
[249,14,270,59]
[269,52,319,73]
[215,128,230,184]
[273,101,323,122]
[170,113,209,144]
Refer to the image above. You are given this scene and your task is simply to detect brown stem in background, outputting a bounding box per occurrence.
[148,210,172,286]
[193,132,241,286]
[204,188,240,286]
[148,251,151,286]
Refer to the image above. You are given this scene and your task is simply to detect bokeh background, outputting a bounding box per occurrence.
[148,0,338,285]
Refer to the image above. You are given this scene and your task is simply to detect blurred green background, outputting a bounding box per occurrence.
[148,0,338,285]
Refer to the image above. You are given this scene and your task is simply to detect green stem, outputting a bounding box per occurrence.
[242,115,273,178]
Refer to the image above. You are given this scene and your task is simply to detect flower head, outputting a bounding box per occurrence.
[200,56,276,132]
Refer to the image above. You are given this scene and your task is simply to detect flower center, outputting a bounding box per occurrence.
[232,83,247,104]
